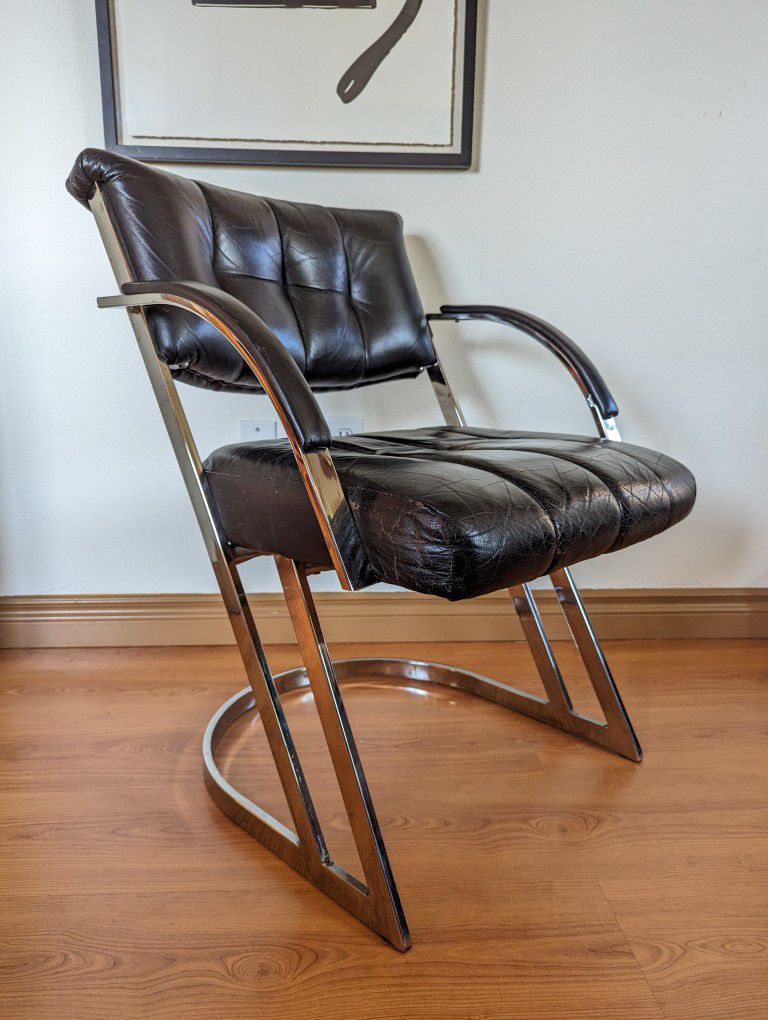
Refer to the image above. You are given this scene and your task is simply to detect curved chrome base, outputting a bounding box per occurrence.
[205,657,519,847]
[204,643,641,950]
[199,560,641,954]
[204,656,640,830]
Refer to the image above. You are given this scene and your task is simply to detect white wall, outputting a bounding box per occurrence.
[1,0,766,596]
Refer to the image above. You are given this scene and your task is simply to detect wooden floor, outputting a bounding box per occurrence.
[1,639,766,1019]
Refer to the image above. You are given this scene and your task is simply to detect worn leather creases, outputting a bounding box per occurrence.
[204,428,696,601]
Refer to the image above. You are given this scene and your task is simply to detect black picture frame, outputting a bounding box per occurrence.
[95,0,477,169]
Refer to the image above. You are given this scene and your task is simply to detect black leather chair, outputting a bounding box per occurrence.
[67,148,695,951]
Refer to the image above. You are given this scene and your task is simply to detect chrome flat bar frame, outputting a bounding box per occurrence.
[424,316,640,759]
[203,570,640,935]
[89,184,410,948]
[550,568,641,758]
[91,180,640,950]
[510,574,642,760]
[276,556,410,948]
[204,604,640,936]
[202,576,639,943]
[204,562,413,952]
[424,319,466,427]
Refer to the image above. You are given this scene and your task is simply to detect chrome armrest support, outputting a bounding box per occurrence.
[100,282,330,452]
[427,305,622,441]
[97,286,365,590]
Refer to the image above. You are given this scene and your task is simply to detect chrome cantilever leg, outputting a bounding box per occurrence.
[204,561,411,951]
[275,556,410,950]
[509,570,642,761]
[551,568,641,759]
[90,224,411,945]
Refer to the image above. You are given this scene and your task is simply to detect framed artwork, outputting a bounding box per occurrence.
[95,0,478,168]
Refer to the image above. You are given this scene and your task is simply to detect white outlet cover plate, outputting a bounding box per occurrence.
[327,415,364,438]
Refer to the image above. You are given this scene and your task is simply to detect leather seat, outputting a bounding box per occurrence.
[204,425,695,600]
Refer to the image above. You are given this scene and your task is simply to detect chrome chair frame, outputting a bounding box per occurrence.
[92,184,641,952]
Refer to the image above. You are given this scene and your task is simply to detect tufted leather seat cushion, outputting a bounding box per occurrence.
[204,426,696,600]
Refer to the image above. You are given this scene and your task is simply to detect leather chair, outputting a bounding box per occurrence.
[67,148,695,951]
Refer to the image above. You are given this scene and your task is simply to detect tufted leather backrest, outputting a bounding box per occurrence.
[67,148,435,393]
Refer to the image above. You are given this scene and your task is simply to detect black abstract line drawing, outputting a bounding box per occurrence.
[336,0,422,102]
[191,0,423,103]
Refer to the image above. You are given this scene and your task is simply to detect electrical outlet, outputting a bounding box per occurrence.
[239,419,277,442]
[327,415,364,438]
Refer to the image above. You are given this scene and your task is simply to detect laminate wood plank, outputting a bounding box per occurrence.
[600,874,768,1020]
[0,639,766,1018]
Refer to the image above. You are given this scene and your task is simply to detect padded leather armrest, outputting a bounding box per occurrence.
[121,281,332,452]
[435,304,619,420]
